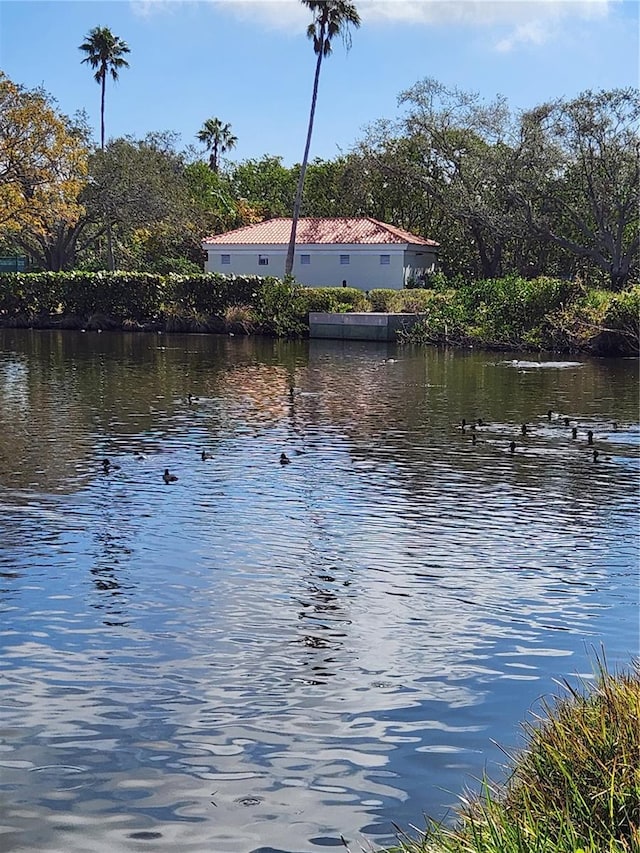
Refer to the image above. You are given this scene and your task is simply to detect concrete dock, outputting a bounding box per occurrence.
[309,312,422,342]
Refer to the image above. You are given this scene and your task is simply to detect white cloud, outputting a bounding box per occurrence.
[495,18,550,50]
[360,0,612,27]
[132,0,614,23]
[131,0,616,47]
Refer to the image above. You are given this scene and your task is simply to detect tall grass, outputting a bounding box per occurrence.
[386,658,640,853]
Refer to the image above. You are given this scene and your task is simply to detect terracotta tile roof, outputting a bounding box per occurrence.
[203,217,439,247]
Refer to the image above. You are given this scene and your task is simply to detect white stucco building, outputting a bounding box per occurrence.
[202,217,439,290]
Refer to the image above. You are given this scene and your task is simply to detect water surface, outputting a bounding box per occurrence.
[0,330,638,852]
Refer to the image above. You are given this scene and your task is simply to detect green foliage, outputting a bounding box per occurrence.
[455,276,581,348]
[542,285,639,356]
[223,304,257,335]
[602,287,640,339]
[60,271,165,321]
[301,285,368,313]
[0,271,62,317]
[366,288,472,346]
[368,289,399,312]
[184,161,242,234]
[148,256,203,276]
[398,292,470,346]
[164,273,257,317]
[387,658,640,853]
[252,278,308,337]
[196,117,237,173]
[227,156,296,219]
[0,272,635,354]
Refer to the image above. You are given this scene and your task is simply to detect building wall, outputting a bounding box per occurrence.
[204,243,413,290]
[403,249,438,286]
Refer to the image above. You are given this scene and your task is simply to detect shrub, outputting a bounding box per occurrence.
[454,276,581,349]
[543,286,640,356]
[163,273,259,317]
[253,278,308,337]
[59,271,165,322]
[224,304,257,335]
[600,286,640,356]
[299,286,369,313]
[368,289,398,312]
[398,292,470,346]
[0,271,61,317]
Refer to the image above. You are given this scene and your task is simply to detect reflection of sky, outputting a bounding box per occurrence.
[0,333,638,852]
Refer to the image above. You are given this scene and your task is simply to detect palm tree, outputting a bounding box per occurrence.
[284,0,360,277]
[79,26,130,150]
[197,118,238,173]
[79,26,129,270]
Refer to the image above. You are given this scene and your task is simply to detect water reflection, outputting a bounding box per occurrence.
[0,330,638,853]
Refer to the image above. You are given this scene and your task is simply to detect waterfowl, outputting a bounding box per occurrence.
[521,423,528,436]
[547,409,553,421]
[571,427,578,439]
[187,393,199,406]
[563,417,571,427]
[163,468,178,483]
[471,433,478,446]
[102,458,120,472]
[280,453,291,465]
[587,430,594,446]
[201,449,211,461]
[509,440,516,454]
[592,449,600,462]
[612,421,619,430]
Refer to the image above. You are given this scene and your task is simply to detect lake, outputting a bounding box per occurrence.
[0,329,638,853]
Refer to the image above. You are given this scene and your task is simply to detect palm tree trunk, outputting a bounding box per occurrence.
[285,41,324,278]
[100,72,106,150]
[100,69,115,269]
[106,218,115,271]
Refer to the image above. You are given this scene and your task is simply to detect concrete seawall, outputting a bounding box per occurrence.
[309,312,422,342]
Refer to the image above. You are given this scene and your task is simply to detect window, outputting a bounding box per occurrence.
[300,254,311,265]
[258,255,269,266]
[339,254,350,265]
[380,254,391,265]
[221,254,231,265]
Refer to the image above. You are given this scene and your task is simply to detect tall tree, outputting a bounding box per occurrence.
[197,118,237,173]
[397,79,530,280]
[284,0,360,277]
[79,26,130,150]
[229,156,297,219]
[0,72,89,270]
[519,89,640,290]
[79,26,130,269]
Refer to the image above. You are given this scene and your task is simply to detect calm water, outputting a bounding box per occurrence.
[0,329,638,853]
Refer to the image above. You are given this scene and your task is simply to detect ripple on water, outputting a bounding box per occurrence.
[0,333,637,852]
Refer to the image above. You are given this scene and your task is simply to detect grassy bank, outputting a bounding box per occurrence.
[384,659,639,853]
[377,276,639,357]
[0,271,637,356]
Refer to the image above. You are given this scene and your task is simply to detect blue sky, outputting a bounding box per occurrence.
[1,0,638,166]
